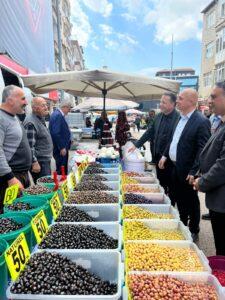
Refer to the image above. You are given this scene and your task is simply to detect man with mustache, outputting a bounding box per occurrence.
[24,97,53,183]
[0,85,32,213]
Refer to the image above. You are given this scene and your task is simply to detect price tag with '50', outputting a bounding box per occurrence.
[4,184,19,205]
[31,210,49,244]
[5,232,30,281]
[50,192,62,220]
[69,172,76,190]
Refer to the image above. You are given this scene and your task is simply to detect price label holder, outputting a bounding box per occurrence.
[31,210,49,244]
[5,232,30,281]
[3,184,19,205]
[69,172,76,190]
[61,180,69,201]
[50,192,62,220]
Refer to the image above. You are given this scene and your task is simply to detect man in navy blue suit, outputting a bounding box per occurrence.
[49,100,72,175]
[159,89,211,241]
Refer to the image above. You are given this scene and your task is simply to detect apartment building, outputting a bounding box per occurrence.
[200,0,225,98]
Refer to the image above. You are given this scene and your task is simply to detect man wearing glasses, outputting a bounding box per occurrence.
[24,97,53,183]
[194,82,225,255]
[0,85,32,213]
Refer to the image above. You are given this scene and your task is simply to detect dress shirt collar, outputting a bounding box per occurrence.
[180,109,195,120]
[221,115,225,123]
[58,108,65,117]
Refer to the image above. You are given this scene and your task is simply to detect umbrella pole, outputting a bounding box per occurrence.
[102,82,107,113]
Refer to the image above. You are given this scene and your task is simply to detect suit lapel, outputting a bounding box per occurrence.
[201,122,225,154]
[179,110,197,141]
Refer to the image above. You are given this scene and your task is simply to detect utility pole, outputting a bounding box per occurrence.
[170,34,174,79]
[56,0,64,101]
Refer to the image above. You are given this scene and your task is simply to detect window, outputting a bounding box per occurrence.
[206,42,214,58]
[206,10,215,28]
[216,63,225,82]
[221,2,225,17]
[203,72,212,87]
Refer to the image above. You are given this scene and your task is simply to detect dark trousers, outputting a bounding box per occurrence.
[210,210,225,255]
[31,160,51,184]
[156,159,175,206]
[0,171,30,214]
[171,165,200,234]
[53,150,69,175]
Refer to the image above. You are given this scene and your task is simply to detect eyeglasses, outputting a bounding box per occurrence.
[210,94,217,99]
[21,97,26,100]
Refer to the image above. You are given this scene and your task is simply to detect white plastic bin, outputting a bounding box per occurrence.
[123,219,192,241]
[123,184,164,201]
[123,204,180,220]
[83,174,120,181]
[7,250,122,300]
[62,204,121,222]
[38,222,122,251]
[68,191,121,205]
[124,193,171,205]
[123,159,145,173]
[123,273,225,300]
[124,240,211,274]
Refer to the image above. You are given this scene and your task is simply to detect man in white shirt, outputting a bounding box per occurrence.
[159,89,211,241]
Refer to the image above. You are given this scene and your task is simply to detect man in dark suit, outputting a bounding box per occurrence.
[129,93,179,202]
[194,82,225,254]
[49,100,72,175]
[159,89,211,241]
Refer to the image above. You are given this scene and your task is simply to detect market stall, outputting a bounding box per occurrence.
[0,155,225,300]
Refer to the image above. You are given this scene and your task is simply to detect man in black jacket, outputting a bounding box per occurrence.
[194,82,225,254]
[129,92,179,202]
[159,89,211,241]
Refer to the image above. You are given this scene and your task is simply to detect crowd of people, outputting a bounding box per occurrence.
[130,85,225,256]
[0,85,72,213]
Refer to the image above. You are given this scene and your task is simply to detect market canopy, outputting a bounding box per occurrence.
[126,108,145,115]
[22,69,180,110]
[72,98,139,111]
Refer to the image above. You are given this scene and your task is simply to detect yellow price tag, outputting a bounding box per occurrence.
[78,165,82,180]
[61,180,69,201]
[50,192,62,220]
[5,232,30,281]
[31,210,49,244]
[4,184,19,205]
[69,172,76,190]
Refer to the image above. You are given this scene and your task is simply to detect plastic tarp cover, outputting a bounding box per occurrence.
[0,0,55,73]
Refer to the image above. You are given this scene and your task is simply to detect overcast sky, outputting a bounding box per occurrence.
[70,0,210,76]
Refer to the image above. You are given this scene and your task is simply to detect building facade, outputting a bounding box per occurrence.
[200,0,225,99]
[52,0,85,72]
[156,68,199,91]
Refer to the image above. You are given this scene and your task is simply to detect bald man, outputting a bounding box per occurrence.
[24,97,53,183]
[159,89,211,241]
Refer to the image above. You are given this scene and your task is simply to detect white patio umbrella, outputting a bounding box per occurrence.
[72,97,139,111]
[22,69,180,112]
[126,108,145,115]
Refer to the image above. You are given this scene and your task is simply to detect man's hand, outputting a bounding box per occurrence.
[8,177,24,190]
[186,174,195,185]
[60,148,67,156]
[158,156,167,169]
[193,177,200,191]
[32,161,41,173]
[128,145,136,153]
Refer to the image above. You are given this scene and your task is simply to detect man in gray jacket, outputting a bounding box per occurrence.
[24,97,53,183]
[194,81,225,255]
[0,85,32,212]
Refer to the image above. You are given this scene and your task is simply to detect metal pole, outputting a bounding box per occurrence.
[170,34,174,79]
[56,0,64,101]
[102,82,107,113]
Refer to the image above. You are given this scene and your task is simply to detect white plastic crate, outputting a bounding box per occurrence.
[123,204,180,220]
[124,240,211,274]
[123,193,171,205]
[123,219,192,241]
[7,250,122,300]
[123,184,164,201]
[123,273,225,300]
[68,191,121,205]
[97,168,120,174]
[83,174,120,181]
[38,222,122,251]
[62,204,121,222]
[132,176,158,184]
